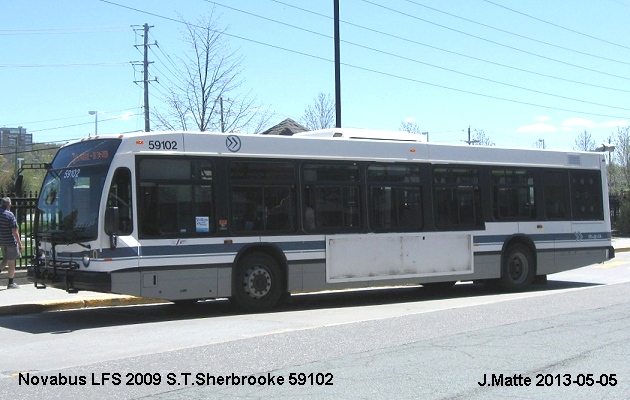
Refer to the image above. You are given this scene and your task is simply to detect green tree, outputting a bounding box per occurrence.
[612,126,630,192]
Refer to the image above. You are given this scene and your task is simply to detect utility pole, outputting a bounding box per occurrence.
[216,96,225,132]
[133,23,155,132]
[334,0,341,128]
[464,126,479,145]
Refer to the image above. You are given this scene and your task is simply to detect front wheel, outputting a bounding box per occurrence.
[230,252,284,312]
[499,244,535,291]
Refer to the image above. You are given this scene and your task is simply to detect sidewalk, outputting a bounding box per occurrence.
[2,238,630,316]
[0,271,167,316]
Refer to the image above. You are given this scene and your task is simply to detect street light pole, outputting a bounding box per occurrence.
[88,111,98,136]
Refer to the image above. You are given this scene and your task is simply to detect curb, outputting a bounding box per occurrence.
[0,296,169,316]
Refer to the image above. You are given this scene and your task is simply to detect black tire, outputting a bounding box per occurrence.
[499,244,535,291]
[230,252,283,312]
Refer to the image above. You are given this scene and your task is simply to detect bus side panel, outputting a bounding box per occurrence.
[550,248,609,274]
[111,272,142,296]
[111,268,227,301]
[139,269,219,300]
[326,233,473,283]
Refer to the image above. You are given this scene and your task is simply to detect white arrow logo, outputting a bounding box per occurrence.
[226,135,241,152]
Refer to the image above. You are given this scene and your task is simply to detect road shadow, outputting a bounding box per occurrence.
[0,279,601,334]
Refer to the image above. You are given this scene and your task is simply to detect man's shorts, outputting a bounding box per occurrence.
[1,245,21,260]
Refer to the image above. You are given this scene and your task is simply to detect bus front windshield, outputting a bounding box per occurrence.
[37,139,121,242]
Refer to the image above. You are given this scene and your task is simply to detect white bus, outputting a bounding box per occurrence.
[28,129,614,311]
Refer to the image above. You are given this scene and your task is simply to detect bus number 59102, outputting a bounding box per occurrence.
[148,140,178,150]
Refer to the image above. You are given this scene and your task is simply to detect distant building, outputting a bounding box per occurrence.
[0,126,33,154]
[260,118,309,136]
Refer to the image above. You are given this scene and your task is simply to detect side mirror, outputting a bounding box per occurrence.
[104,207,119,249]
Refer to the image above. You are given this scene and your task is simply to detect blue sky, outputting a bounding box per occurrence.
[2,0,629,150]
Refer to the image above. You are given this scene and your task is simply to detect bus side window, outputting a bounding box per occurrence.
[570,170,603,220]
[108,168,133,235]
[542,171,568,220]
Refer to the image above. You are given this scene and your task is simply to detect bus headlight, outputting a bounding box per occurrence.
[82,253,91,268]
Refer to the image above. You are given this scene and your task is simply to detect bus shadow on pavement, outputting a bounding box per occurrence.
[0,279,600,335]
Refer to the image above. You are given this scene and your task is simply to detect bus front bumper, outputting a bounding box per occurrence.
[27,265,112,293]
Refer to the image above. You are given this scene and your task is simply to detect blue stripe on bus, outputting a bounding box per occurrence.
[473,231,611,245]
[57,240,327,259]
[57,232,610,260]
[138,240,327,257]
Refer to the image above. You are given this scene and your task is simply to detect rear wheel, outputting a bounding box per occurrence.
[499,244,535,291]
[231,252,283,312]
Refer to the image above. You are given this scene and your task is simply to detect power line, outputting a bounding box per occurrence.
[401,0,630,66]
[340,61,630,120]
[28,113,142,133]
[98,0,630,121]
[267,0,630,94]
[359,0,630,81]
[207,0,630,111]
[0,26,129,35]
[0,145,63,157]
[345,40,630,112]
[5,108,142,128]
[481,0,630,51]
[0,62,129,68]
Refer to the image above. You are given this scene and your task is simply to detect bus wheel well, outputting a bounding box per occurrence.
[236,245,288,282]
[499,236,536,291]
[502,236,536,266]
[231,245,288,312]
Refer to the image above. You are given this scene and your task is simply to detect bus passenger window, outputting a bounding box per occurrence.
[570,170,603,220]
[229,160,296,234]
[433,167,482,229]
[302,163,362,232]
[542,171,568,220]
[138,157,215,238]
[492,169,535,220]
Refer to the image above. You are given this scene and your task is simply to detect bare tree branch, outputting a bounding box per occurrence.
[302,93,335,130]
[574,130,596,151]
[152,11,272,133]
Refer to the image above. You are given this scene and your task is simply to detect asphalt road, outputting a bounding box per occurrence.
[1,253,629,399]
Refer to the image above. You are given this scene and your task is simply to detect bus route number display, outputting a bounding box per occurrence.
[72,150,109,163]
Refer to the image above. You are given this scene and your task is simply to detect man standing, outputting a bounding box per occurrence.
[0,197,22,289]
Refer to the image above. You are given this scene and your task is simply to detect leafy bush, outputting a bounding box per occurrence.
[615,199,630,235]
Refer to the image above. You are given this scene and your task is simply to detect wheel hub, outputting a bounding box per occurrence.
[244,266,272,299]
[509,255,526,282]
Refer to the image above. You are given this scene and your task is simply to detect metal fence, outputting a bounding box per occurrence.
[1,192,38,268]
